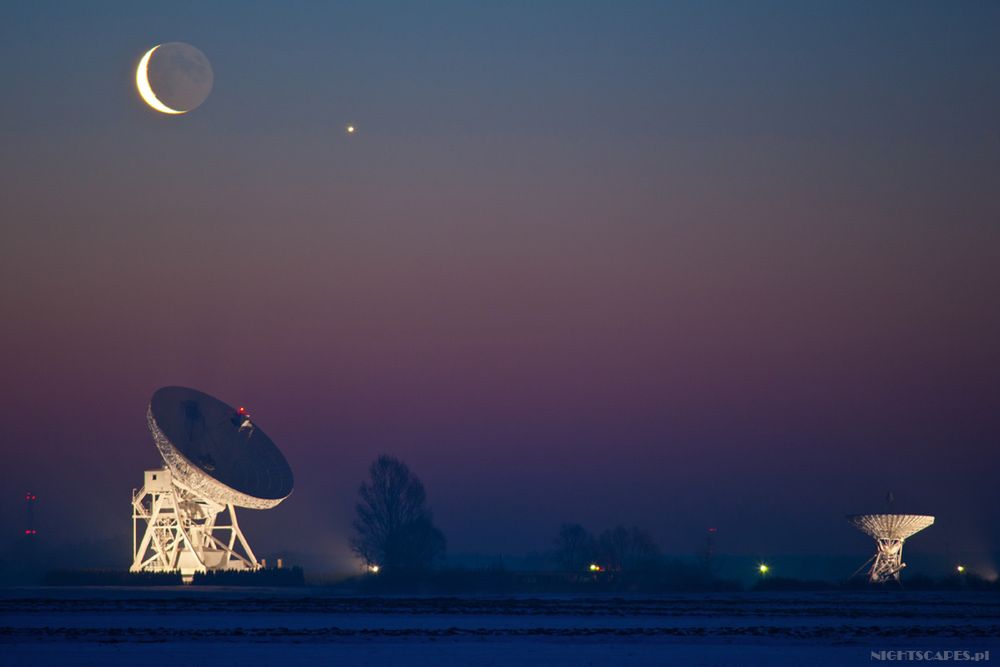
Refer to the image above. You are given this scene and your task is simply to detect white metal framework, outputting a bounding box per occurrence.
[131,468,259,582]
[848,514,934,583]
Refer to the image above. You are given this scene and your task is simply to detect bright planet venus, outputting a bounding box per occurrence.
[136,42,213,114]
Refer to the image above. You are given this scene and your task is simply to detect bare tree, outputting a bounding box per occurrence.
[624,526,661,570]
[553,523,593,571]
[351,455,445,573]
[597,525,630,571]
[596,525,661,571]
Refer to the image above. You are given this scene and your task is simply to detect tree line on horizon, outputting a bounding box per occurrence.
[350,455,669,577]
[552,522,662,572]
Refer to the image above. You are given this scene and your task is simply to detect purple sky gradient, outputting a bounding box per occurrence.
[1,2,998,570]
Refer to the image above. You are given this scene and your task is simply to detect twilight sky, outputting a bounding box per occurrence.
[1,1,998,572]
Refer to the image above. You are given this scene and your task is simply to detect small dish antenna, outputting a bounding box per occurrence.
[847,513,934,583]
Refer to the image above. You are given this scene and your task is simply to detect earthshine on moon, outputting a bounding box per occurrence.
[136,42,213,115]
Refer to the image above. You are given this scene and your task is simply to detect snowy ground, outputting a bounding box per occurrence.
[1,588,997,665]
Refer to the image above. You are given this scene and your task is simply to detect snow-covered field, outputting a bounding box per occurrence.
[1,588,997,665]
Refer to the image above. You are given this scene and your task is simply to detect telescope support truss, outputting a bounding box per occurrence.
[131,468,259,583]
[869,537,906,583]
[848,514,934,585]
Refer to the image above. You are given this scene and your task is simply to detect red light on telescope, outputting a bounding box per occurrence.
[238,406,246,414]
[24,529,36,535]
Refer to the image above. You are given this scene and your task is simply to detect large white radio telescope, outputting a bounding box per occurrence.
[848,513,934,584]
[131,386,293,582]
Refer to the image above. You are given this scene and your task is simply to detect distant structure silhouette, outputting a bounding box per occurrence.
[23,492,37,537]
[699,527,718,574]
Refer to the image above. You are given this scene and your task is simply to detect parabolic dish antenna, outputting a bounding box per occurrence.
[148,386,293,509]
[131,386,293,581]
[848,513,934,583]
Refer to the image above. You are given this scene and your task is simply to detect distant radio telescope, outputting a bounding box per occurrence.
[848,513,934,584]
[135,43,213,114]
[131,386,293,582]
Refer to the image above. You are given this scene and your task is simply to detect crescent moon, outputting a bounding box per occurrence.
[136,45,185,114]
